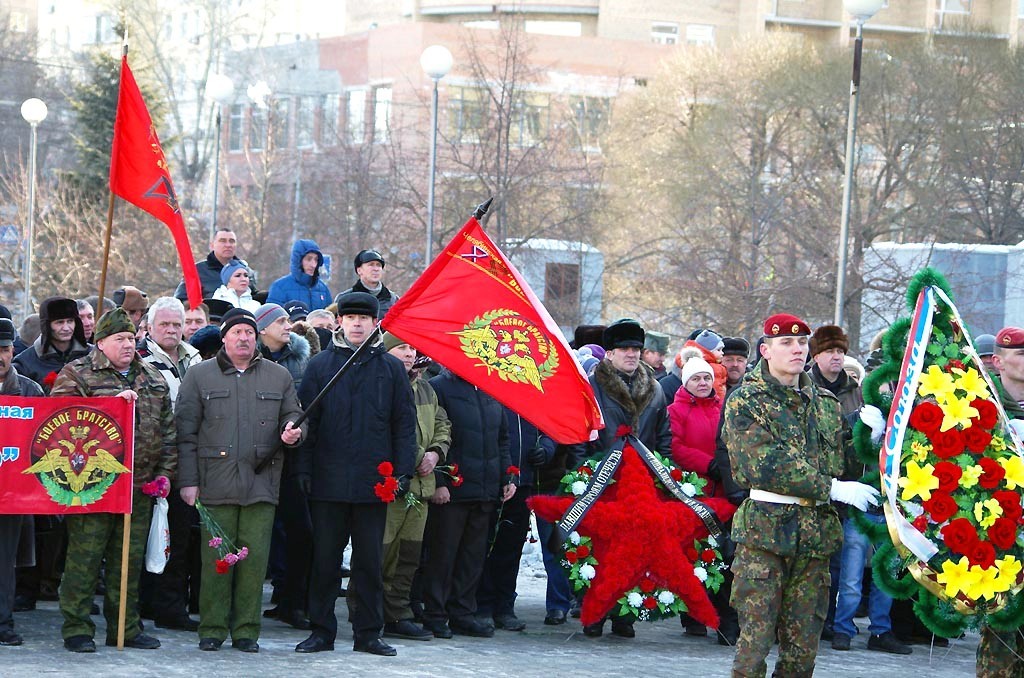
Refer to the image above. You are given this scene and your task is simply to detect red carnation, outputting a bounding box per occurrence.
[578,465,592,476]
[932,462,963,493]
[643,596,658,610]
[972,399,999,430]
[963,426,994,454]
[700,549,716,563]
[993,490,1023,522]
[912,515,928,532]
[978,457,1006,490]
[214,559,229,575]
[930,428,966,459]
[450,463,459,475]
[923,492,958,524]
[968,540,997,569]
[377,461,394,477]
[987,517,1019,550]
[670,468,683,482]
[451,475,464,487]
[43,371,58,388]
[910,402,944,435]
[577,544,590,558]
[614,425,633,438]
[941,518,980,555]
[506,465,520,477]
[640,577,656,593]
[565,550,578,564]
[946,359,966,372]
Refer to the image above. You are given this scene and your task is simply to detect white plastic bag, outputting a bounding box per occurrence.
[145,497,170,574]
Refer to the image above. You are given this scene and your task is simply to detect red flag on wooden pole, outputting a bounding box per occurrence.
[109,55,201,309]
[381,216,603,445]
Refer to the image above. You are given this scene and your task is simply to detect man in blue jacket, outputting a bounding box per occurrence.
[267,240,332,311]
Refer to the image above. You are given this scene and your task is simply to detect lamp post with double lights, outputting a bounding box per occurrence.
[206,73,235,242]
[420,45,453,267]
[20,97,48,321]
[834,0,885,327]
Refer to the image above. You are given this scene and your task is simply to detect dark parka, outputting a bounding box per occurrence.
[576,359,672,459]
[175,350,306,505]
[294,338,417,503]
[174,251,254,301]
[429,371,511,502]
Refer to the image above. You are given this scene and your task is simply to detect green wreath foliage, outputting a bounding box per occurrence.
[871,541,918,600]
[905,268,953,310]
[913,593,970,639]
[882,317,911,364]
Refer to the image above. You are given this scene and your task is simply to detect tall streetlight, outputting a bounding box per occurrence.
[20,97,47,321]
[206,73,235,242]
[420,45,453,266]
[834,0,885,327]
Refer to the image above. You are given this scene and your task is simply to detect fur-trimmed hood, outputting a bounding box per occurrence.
[593,358,658,429]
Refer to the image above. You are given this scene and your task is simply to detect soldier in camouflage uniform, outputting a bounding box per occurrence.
[51,308,177,653]
[976,327,1024,678]
[723,313,880,678]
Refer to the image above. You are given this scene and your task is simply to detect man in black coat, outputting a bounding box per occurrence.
[12,296,89,393]
[421,370,514,639]
[173,229,257,301]
[293,292,416,657]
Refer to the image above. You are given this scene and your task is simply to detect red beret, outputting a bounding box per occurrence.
[996,327,1024,349]
[763,313,810,338]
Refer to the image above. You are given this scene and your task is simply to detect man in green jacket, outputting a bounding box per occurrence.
[176,308,305,653]
[51,308,177,653]
[375,333,451,642]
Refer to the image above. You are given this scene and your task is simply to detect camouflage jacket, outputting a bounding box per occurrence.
[722,360,847,559]
[50,348,177,488]
[411,375,451,499]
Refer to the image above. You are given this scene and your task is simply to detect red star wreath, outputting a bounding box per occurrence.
[529,442,736,627]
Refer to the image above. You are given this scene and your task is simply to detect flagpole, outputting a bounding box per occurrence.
[99,41,129,317]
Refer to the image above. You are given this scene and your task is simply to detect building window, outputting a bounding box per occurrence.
[571,96,611,149]
[296,96,314,148]
[228,104,243,152]
[651,22,678,45]
[545,263,580,327]
[686,24,715,47]
[347,89,366,144]
[938,0,971,13]
[270,98,290,149]
[373,87,392,144]
[94,14,114,43]
[9,11,28,32]
[510,92,549,147]
[524,20,582,37]
[320,94,339,146]
[249,106,267,151]
[449,87,486,143]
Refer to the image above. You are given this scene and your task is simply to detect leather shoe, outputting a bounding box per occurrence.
[611,621,635,638]
[13,596,35,612]
[493,613,526,631]
[0,630,23,646]
[868,632,912,655]
[106,633,160,649]
[544,609,567,625]
[295,634,334,653]
[262,606,280,619]
[353,637,397,656]
[383,619,433,641]
[198,637,223,651]
[277,609,312,630]
[684,621,707,637]
[582,622,603,637]
[232,638,260,653]
[832,633,851,651]
[155,615,200,632]
[421,619,453,639]
[449,616,494,638]
[64,635,96,653]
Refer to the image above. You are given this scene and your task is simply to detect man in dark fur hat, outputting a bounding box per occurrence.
[13,296,90,394]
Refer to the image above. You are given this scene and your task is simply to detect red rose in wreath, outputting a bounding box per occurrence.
[967,540,997,569]
[700,549,716,564]
[941,518,979,556]
[932,462,963,494]
[978,457,1006,490]
[962,426,993,454]
[565,550,578,564]
[993,490,1023,522]
[987,517,1018,551]
[923,492,958,524]
[910,402,944,436]
[912,514,928,532]
[930,428,966,459]
[971,398,999,430]
[577,544,591,558]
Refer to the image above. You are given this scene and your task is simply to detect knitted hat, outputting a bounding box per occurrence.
[844,355,865,384]
[680,356,714,386]
[93,308,136,342]
[220,261,250,286]
[335,291,379,318]
[694,329,724,352]
[254,303,288,333]
[809,325,849,356]
[219,307,258,338]
[582,343,606,361]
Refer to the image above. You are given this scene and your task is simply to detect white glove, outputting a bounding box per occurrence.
[830,479,881,512]
[859,405,887,444]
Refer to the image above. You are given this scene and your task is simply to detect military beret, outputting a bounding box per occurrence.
[603,318,645,350]
[809,325,849,355]
[722,337,750,358]
[763,313,810,338]
[94,307,136,342]
[996,327,1024,349]
[644,331,670,355]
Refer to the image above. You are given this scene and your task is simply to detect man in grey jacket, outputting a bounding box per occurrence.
[176,308,305,653]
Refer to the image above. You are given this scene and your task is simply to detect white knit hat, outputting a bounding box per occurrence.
[680,356,714,386]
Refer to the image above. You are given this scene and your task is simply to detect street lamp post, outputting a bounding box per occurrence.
[420,45,453,267]
[834,0,885,327]
[20,97,47,321]
[206,73,235,242]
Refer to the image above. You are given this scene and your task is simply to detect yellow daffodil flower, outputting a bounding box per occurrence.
[961,464,983,489]
[996,556,1023,583]
[899,461,940,501]
[939,396,980,432]
[918,365,957,403]
[991,436,1008,453]
[974,498,1004,528]
[910,441,932,463]
[968,565,1004,601]
[936,556,977,598]
[952,367,991,402]
[998,455,1024,490]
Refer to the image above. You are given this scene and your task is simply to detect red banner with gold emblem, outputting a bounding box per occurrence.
[0,396,135,514]
[381,217,603,444]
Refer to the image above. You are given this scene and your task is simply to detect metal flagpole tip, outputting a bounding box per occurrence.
[473,197,494,220]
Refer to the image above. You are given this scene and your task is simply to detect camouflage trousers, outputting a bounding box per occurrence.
[197,503,275,643]
[730,544,830,678]
[977,626,1024,678]
[59,493,153,641]
[381,500,428,623]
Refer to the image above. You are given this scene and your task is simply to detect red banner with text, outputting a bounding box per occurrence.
[0,396,135,515]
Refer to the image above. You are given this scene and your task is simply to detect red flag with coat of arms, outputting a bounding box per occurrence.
[381,216,603,444]
[108,55,202,309]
